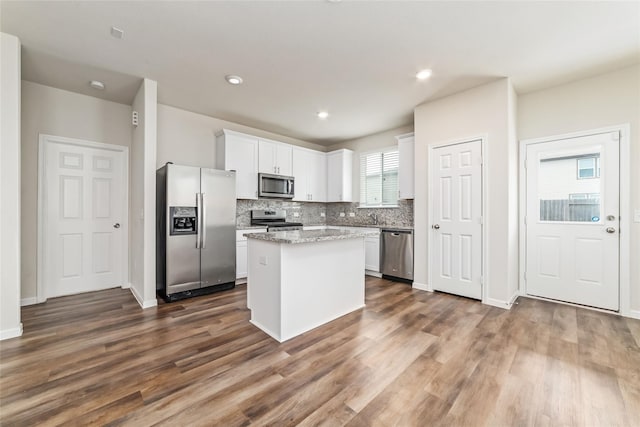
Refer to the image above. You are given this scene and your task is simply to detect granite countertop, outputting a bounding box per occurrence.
[244,228,378,244]
[236,225,269,230]
[326,224,414,231]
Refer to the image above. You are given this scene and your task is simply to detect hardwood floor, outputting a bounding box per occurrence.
[1,277,639,426]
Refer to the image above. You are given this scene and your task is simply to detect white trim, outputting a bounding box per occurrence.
[37,134,130,304]
[21,297,37,307]
[0,324,23,340]
[129,285,158,309]
[485,296,517,310]
[427,135,488,303]
[365,271,382,278]
[519,124,632,318]
[412,282,431,292]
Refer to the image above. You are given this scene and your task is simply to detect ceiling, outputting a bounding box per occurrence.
[1,1,639,145]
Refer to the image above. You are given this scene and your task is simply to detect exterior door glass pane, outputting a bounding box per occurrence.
[538,152,601,222]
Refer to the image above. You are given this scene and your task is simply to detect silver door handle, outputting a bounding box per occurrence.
[113,223,120,229]
[606,227,616,234]
[432,224,440,230]
[196,193,201,249]
[201,193,206,248]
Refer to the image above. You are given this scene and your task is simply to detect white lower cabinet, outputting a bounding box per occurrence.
[327,226,380,275]
[365,234,380,273]
[236,229,267,281]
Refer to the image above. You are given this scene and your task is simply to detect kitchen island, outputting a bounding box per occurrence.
[244,228,375,342]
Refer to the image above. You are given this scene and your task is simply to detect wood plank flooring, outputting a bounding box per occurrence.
[1,277,639,426]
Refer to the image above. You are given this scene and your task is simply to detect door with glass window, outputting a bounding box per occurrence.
[525,131,620,310]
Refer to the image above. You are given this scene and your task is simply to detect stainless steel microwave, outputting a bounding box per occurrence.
[258,173,295,199]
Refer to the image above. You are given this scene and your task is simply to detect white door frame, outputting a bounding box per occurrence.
[37,134,130,303]
[427,135,488,303]
[519,124,633,318]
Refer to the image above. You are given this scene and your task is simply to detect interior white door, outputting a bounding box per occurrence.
[43,138,126,298]
[525,131,619,310]
[431,140,482,299]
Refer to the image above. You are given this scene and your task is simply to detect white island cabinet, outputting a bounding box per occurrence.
[245,229,374,342]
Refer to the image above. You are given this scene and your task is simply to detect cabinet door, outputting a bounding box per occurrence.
[236,240,247,279]
[365,236,380,272]
[222,133,258,200]
[398,136,415,199]
[258,140,277,174]
[292,148,310,201]
[327,152,341,201]
[310,151,327,202]
[327,150,352,202]
[276,144,293,176]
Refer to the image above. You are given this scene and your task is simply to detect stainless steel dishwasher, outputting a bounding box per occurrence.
[380,228,414,282]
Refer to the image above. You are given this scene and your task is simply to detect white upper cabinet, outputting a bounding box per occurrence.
[259,139,293,176]
[293,147,327,202]
[327,149,353,202]
[396,132,415,200]
[215,129,259,199]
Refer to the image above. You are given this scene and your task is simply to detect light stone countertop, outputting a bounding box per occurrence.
[244,228,378,244]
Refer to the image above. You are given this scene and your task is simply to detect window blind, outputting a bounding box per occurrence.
[360,149,399,207]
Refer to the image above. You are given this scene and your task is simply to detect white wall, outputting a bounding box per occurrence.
[1,33,23,340]
[518,64,640,314]
[327,124,414,201]
[157,104,326,169]
[20,81,132,302]
[414,78,519,307]
[129,79,158,308]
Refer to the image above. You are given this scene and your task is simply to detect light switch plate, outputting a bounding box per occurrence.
[259,256,267,265]
[293,212,300,217]
[339,212,345,217]
[349,212,355,217]
[320,212,325,217]
[634,209,640,223]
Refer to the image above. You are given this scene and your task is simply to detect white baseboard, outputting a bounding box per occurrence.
[120,282,131,289]
[129,285,158,309]
[0,324,23,340]
[21,297,38,306]
[624,309,640,320]
[484,296,515,310]
[412,282,431,292]
[365,271,382,278]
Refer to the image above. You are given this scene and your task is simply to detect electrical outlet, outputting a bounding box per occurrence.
[339,212,345,217]
[349,212,355,217]
[293,212,300,217]
[320,212,325,217]
[634,209,640,223]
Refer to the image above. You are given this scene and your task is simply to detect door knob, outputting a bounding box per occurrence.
[432,224,440,230]
[113,223,121,229]
[605,227,616,234]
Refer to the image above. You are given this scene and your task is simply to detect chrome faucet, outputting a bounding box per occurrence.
[368,212,378,225]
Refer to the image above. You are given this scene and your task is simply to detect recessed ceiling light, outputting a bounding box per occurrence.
[110,26,124,39]
[317,111,329,119]
[89,80,105,90]
[416,69,433,80]
[225,75,243,85]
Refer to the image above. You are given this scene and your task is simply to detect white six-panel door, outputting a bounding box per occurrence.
[525,132,620,310]
[42,136,126,298]
[431,140,483,300]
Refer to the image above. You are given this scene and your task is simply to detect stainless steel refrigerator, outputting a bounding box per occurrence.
[156,163,236,302]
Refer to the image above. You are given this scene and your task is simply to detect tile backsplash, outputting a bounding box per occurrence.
[236,199,413,228]
[325,200,413,227]
[236,199,326,228]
